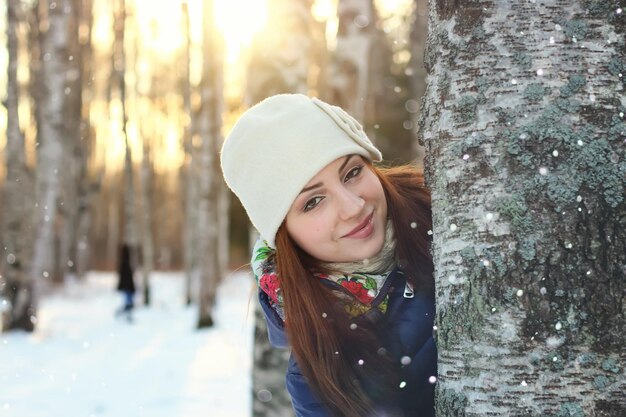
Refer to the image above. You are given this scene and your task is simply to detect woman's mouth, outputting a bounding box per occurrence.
[342,213,374,239]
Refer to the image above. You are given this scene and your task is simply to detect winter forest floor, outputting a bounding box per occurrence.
[0,271,255,417]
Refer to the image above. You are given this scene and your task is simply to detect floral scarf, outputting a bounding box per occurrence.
[251,222,397,320]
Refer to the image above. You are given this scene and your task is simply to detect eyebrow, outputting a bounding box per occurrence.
[298,155,354,195]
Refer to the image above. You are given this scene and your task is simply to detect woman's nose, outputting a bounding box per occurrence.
[337,188,365,220]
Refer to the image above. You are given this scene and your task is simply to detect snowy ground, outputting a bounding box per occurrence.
[0,271,255,417]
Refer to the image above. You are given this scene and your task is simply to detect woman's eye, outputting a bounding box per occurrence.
[344,165,363,182]
[304,196,324,212]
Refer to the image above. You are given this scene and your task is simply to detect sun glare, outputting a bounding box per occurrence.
[214,0,268,64]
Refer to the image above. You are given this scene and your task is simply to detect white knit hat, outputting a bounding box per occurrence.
[220,94,382,248]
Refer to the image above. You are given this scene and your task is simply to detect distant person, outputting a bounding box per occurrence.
[221,94,436,417]
[116,243,136,320]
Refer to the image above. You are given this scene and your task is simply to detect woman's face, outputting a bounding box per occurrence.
[285,154,388,263]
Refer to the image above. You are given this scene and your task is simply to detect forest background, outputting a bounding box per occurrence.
[0,0,427,330]
[1,0,624,416]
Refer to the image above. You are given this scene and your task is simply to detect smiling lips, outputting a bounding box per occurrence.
[342,212,374,239]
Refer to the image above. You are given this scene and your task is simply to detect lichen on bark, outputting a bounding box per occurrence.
[421,0,625,415]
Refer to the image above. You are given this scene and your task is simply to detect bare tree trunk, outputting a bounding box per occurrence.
[247,0,313,96]
[217,176,230,278]
[28,0,71,331]
[58,0,82,282]
[113,0,136,250]
[181,1,197,305]
[127,4,153,306]
[74,0,97,280]
[408,0,429,164]
[327,0,382,121]
[419,1,625,415]
[1,0,33,332]
[106,182,120,266]
[327,0,411,162]
[196,0,224,329]
[139,138,154,305]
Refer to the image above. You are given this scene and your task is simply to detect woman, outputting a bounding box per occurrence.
[116,243,136,319]
[221,94,436,417]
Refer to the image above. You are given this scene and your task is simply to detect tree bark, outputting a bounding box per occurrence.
[247,0,314,96]
[139,138,154,305]
[28,0,71,331]
[409,0,429,164]
[327,0,413,163]
[327,0,381,121]
[196,0,225,329]
[419,1,625,415]
[181,1,197,305]
[114,0,136,250]
[57,0,83,283]
[1,0,34,332]
[74,0,97,280]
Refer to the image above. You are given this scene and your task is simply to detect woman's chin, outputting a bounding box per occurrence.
[340,233,386,263]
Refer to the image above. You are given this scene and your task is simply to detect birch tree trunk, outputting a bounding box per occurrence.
[409,0,429,164]
[1,0,33,332]
[247,0,313,96]
[217,171,230,280]
[29,0,71,330]
[181,1,197,305]
[246,1,316,415]
[114,0,137,250]
[58,0,82,282]
[139,138,154,305]
[328,0,378,121]
[196,0,224,328]
[327,0,402,159]
[74,0,97,280]
[419,1,625,415]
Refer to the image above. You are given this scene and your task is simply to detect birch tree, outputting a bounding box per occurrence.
[181,0,197,305]
[73,0,97,280]
[113,0,137,252]
[27,0,72,330]
[1,0,34,331]
[139,129,154,305]
[196,0,225,328]
[247,0,314,96]
[419,1,625,415]
[327,0,388,123]
[131,4,153,306]
[409,0,428,163]
[57,0,83,282]
[328,0,414,162]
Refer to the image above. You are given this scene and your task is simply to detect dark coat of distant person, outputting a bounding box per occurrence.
[117,244,136,293]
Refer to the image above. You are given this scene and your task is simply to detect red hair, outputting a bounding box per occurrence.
[274,163,433,417]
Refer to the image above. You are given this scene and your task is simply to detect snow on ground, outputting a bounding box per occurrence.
[0,271,255,417]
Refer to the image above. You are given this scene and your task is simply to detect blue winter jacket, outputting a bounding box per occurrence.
[259,269,437,417]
